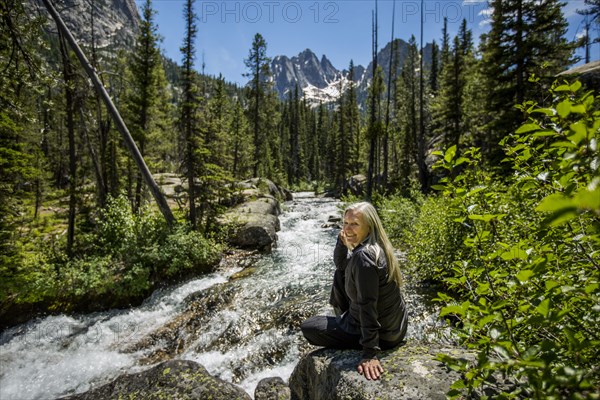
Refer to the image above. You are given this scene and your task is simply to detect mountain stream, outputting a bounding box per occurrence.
[0,193,444,399]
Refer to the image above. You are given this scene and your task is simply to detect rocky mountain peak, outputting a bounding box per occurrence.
[271,48,344,100]
[33,0,140,49]
[271,39,433,106]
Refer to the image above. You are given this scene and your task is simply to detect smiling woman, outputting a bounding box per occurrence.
[300,201,408,381]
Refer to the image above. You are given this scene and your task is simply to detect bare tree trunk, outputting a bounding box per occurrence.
[42,0,174,225]
[58,33,76,256]
[79,108,106,206]
[366,3,378,201]
[383,0,396,191]
[417,0,429,192]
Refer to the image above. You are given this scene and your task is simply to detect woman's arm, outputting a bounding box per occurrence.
[354,248,381,358]
[333,233,349,270]
[330,233,350,314]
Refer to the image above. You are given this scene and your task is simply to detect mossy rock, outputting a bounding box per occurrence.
[60,359,250,400]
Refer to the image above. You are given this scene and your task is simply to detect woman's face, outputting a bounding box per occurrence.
[343,209,370,248]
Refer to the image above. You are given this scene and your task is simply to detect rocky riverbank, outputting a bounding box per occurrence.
[59,341,483,399]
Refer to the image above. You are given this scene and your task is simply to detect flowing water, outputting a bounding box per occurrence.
[0,193,444,399]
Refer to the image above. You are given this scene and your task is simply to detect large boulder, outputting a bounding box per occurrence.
[289,342,476,400]
[219,179,290,252]
[61,359,250,400]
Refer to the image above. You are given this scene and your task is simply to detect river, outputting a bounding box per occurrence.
[0,193,443,399]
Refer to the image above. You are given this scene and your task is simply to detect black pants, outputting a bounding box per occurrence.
[300,315,362,350]
[301,315,402,352]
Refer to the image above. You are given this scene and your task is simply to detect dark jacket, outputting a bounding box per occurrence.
[330,237,408,358]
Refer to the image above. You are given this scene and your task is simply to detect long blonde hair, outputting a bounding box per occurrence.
[344,202,402,287]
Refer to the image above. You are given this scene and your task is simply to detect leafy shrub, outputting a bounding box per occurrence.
[376,193,422,251]
[434,81,599,399]
[405,194,468,282]
[94,194,168,259]
[9,195,223,311]
[143,224,222,278]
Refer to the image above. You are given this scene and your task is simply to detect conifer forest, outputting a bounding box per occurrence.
[1,0,599,398]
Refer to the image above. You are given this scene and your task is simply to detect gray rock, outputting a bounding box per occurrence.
[289,341,475,400]
[237,197,281,217]
[345,174,367,196]
[61,359,250,400]
[219,188,284,252]
[32,0,139,50]
[239,178,293,202]
[255,377,291,400]
[230,214,279,251]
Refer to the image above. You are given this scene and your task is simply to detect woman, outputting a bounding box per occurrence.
[300,202,408,380]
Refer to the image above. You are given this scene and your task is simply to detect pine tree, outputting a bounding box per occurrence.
[394,35,419,194]
[480,0,574,163]
[179,0,201,228]
[57,32,78,256]
[577,0,600,53]
[345,61,362,176]
[126,0,163,212]
[244,33,273,178]
[0,0,45,281]
[287,85,302,186]
[336,79,349,191]
[230,98,251,179]
[197,75,233,232]
[429,40,439,94]
[431,19,475,151]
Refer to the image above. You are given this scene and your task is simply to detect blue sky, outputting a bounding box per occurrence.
[141,0,599,85]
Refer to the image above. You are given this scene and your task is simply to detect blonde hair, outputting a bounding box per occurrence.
[344,202,402,287]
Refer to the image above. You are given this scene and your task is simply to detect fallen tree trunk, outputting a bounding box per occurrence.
[41,0,175,225]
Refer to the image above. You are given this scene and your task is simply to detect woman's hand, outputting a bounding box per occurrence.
[357,358,384,380]
[339,231,353,250]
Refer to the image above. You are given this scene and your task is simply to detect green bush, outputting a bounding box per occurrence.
[405,194,467,282]
[433,81,600,399]
[376,194,422,251]
[7,194,223,311]
[143,224,222,278]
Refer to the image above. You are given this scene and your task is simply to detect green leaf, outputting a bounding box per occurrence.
[431,184,446,191]
[445,145,457,163]
[585,283,599,294]
[571,104,586,114]
[531,108,555,116]
[440,305,464,317]
[515,123,541,134]
[554,84,571,92]
[536,193,574,212]
[550,140,578,149]
[543,208,578,227]
[536,298,550,317]
[516,269,534,283]
[568,121,587,144]
[557,100,571,118]
[532,129,558,137]
[573,188,600,211]
[545,280,560,291]
[450,380,466,390]
[476,283,490,295]
[163,367,171,375]
[570,81,582,92]
[501,245,528,261]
